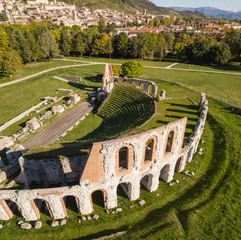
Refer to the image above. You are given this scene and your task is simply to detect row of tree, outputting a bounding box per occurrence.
[0,21,240,74]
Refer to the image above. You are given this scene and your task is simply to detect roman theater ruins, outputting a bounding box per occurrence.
[0,64,208,221]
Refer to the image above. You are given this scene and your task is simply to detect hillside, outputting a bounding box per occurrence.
[59,0,214,19]
[171,6,241,20]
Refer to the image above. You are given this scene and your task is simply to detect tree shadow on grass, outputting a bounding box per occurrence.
[85,74,103,83]
[166,108,198,115]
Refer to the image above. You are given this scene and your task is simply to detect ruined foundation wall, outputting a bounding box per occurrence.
[0,93,208,221]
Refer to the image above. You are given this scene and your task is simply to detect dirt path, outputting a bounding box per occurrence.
[23,101,93,149]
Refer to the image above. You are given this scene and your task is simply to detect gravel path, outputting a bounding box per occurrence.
[23,101,93,149]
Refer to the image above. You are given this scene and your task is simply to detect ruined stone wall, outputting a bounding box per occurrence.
[20,155,88,188]
[114,77,158,96]
[0,93,208,221]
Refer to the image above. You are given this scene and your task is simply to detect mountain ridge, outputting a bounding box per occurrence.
[59,0,215,19]
[170,6,241,20]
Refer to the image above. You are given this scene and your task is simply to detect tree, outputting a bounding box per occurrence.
[154,18,160,27]
[154,33,165,60]
[121,60,143,78]
[113,32,128,58]
[100,33,110,55]
[25,30,41,62]
[137,33,148,59]
[0,50,22,74]
[165,31,174,52]
[91,37,101,56]
[112,65,119,76]
[0,13,8,21]
[59,30,72,56]
[209,44,231,65]
[74,33,86,56]
[127,36,139,58]
[98,16,106,33]
[8,28,31,63]
[38,30,59,59]
[0,29,8,51]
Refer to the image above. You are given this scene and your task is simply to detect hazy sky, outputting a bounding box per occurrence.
[152,0,241,11]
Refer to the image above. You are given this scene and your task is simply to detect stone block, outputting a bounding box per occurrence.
[60,219,66,225]
[115,208,122,213]
[51,221,59,227]
[93,215,99,220]
[21,223,32,230]
[138,200,145,206]
[69,93,81,105]
[81,216,86,221]
[0,224,3,229]
[34,221,42,229]
[87,216,92,220]
[0,136,14,150]
[26,117,40,131]
[18,221,24,225]
[52,105,65,114]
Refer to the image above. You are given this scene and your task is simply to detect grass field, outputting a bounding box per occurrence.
[0,59,241,239]
[0,64,104,128]
[0,60,87,84]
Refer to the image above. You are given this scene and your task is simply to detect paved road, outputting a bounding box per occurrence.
[0,63,102,88]
[23,101,93,149]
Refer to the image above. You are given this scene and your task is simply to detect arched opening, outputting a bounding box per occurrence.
[145,139,154,162]
[34,199,53,218]
[117,182,132,200]
[166,131,174,153]
[140,175,151,191]
[119,147,128,169]
[175,157,183,172]
[148,84,153,95]
[140,82,145,90]
[63,196,79,214]
[159,164,170,182]
[5,200,22,218]
[91,190,106,210]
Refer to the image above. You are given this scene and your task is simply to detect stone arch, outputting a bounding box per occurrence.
[141,136,157,170]
[159,164,171,182]
[140,174,154,191]
[115,144,134,176]
[119,146,128,169]
[148,84,153,95]
[90,189,107,211]
[117,182,132,200]
[175,156,183,172]
[2,199,22,219]
[63,195,80,214]
[165,130,175,153]
[33,198,54,218]
[140,82,145,90]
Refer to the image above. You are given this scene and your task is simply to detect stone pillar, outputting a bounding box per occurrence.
[0,200,12,220]
[129,180,140,201]
[160,90,166,98]
[43,195,67,219]
[15,199,38,221]
[106,186,117,209]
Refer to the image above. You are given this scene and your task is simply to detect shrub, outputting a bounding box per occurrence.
[121,60,143,78]
[112,65,119,77]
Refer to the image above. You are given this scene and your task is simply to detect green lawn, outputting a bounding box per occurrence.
[173,62,241,73]
[0,64,104,128]
[141,68,241,108]
[137,98,199,140]
[67,56,173,67]
[0,60,86,84]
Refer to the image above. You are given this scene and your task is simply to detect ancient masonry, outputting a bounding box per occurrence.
[0,67,208,221]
